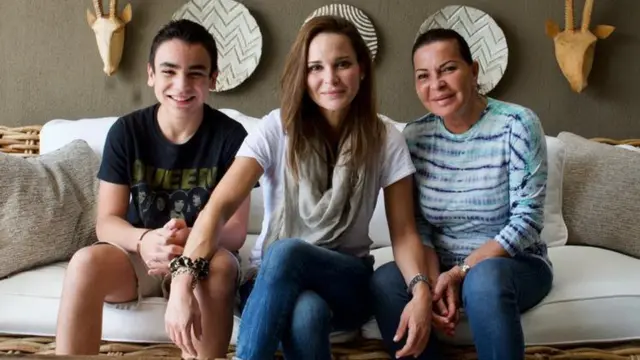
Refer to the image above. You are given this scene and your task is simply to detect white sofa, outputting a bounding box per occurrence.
[1,109,640,349]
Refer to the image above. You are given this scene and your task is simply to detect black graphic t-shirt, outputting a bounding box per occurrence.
[98,103,248,229]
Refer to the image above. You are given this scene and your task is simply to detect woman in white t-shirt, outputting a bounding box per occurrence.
[164,16,435,359]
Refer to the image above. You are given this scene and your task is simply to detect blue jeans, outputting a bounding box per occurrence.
[236,238,374,360]
[370,255,553,360]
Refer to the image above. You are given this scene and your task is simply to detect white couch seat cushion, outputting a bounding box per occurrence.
[4,245,638,346]
[362,245,640,346]
[0,262,190,344]
[0,234,358,345]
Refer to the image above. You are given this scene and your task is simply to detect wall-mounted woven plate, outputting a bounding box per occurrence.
[417,5,508,94]
[172,0,263,92]
[305,4,378,61]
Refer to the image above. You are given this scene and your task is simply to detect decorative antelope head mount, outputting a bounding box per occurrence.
[545,0,614,93]
[86,0,132,76]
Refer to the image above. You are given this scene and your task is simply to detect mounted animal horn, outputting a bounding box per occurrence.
[565,0,574,31]
[92,0,103,17]
[581,0,593,31]
[86,0,132,76]
[545,0,615,93]
[109,0,117,19]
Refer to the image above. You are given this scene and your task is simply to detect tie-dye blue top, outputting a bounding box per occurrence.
[403,97,551,268]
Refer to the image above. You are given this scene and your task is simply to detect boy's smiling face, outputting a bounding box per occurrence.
[147,39,217,118]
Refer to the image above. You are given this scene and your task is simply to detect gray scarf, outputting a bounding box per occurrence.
[262,136,377,253]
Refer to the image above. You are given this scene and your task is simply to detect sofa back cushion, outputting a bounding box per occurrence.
[368,135,569,249]
[218,109,265,234]
[558,132,640,259]
[0,140,100,279]
[542,136,569,247]
[40,117,119,156]
[215,111,570,249]
[41,111,268,235]
[38,111,570,254]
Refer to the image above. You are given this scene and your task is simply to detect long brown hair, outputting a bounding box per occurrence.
[280,16,385,179]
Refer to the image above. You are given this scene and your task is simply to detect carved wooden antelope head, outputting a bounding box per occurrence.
[545,0,614,92]
[86,0,132,76]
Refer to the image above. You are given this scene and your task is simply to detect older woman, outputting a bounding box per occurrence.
[370,28,553,360]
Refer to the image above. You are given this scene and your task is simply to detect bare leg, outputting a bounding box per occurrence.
[55,245,137,355]
[189,249,239,359]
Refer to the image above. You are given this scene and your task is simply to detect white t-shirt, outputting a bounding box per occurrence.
[236,109,416,267]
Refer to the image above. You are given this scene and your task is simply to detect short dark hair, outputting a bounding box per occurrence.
[412,28,473,65]
[170,190,188,203]
[148,19,218,75]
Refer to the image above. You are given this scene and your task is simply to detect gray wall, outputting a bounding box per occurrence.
[1,0,638,138]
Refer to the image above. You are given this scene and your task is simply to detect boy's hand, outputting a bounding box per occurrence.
[164,218,190,247]
[139,224,184,276]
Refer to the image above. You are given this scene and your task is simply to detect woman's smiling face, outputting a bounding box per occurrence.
[413,39,479,119]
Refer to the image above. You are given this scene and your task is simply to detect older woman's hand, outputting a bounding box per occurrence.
[432,268,464,335]
[432,298,457,336]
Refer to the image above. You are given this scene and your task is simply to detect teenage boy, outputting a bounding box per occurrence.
[55,19,250,359]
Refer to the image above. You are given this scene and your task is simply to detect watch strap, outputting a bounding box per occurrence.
[407,273,431,295]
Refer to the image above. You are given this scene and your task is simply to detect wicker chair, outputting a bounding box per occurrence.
[0,126,42,157]
[1,127,639,359]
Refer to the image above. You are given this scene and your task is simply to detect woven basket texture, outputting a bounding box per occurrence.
[0,125,42,157]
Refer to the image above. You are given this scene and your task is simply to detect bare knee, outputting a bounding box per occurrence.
[67,245,118,278]
[65,245,136,299]
[201,250,238,299]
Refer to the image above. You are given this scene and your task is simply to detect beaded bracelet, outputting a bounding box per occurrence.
[171,266,199,289]
[169,255,210,283]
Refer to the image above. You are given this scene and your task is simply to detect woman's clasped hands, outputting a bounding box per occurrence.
[432,268,464,337]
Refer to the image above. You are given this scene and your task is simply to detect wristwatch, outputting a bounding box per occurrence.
[459,262,470,277]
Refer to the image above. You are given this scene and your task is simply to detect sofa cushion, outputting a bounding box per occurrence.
[616,144,640,153]
[40,117,118,156]
[4,244,638,346]
[39,111,266,235]
[362,245,640,345]
[219,108,260,134]
[541,136,568,247]
[0,140,100,279]
[219,109,264,234]
[557,132,640,259]
[0,234,358,345]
